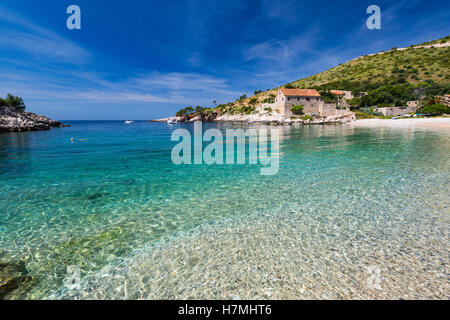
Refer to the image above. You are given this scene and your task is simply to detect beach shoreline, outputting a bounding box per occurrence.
[351,117,450,129]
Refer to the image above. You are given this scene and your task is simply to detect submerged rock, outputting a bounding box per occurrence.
[0,105,69,132]
[86,193,104,200]
[121,179,136,186]
[0,261,33,299]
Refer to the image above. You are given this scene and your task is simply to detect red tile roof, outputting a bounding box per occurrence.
[330,90,344,95]
[280,88,321,97]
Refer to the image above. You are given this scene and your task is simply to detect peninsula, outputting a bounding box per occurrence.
[0,94,68,132]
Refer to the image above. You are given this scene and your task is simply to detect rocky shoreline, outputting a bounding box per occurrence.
[151,110,356,125]
[0,105,68,132]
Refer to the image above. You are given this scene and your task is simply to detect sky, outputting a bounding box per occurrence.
[0,0,449,120]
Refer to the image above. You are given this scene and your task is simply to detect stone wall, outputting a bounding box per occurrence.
[320,103,337,117]
[284,97,321,116]
[375,106,418,117]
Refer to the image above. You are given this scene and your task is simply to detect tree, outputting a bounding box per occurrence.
[175,106,194,117]
[0,98,7,107]
[319,90,337,103]
[195,106,206,114]
[291,105,304,115]
[418,104,450,115]
[347,97,362,107]
[239,94,247,100]
[5,94,26,111]
[212,100,217,106]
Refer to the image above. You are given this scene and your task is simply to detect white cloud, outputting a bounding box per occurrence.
[0,68,241,107]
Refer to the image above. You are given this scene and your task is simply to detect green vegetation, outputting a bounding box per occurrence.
[290,105,304,115]
[355,111,378,119]
[319,90,337,103]
[290,40,450,89]
[320,80,449,109]
[418,104,450,115]
[0,94,26,112]
[225,105,256,115]
[263,93,276,104]
[176,36,449,117]
[176,106,194,117]
[299,115,313,121]
[248,97,258,105]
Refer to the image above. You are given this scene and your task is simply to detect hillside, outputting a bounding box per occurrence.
[173,36,450,117]
[290,36,450,89]
[220,36,450,113]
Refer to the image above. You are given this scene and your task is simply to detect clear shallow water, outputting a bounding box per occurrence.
[0,121,448,299]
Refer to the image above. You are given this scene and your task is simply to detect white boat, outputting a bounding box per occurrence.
[167,119,178,124]
[124,120,134,124]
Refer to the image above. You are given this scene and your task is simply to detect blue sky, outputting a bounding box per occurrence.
[0,0,449,120]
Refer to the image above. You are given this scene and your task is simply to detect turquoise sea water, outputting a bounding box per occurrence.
[0,121,449,299]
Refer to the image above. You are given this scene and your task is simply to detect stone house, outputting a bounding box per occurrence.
[407,101,420,108]
[331,90,353,100]
[330,90,353,107]
[274,88,325,116]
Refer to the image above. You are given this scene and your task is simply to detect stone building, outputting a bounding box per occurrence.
[275,88,327,116]
[330,90,353,100]
[407,101,420,108]
[375,106,418,117]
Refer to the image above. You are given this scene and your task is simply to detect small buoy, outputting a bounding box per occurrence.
[70,138,74,142]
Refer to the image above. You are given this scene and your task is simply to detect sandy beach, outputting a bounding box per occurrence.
[352,118,450,129]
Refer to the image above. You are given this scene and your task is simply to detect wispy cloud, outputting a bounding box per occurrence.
[262,0,301,24]
[0,5,89,63]
[0,68,240,107]
[243,36,314,63]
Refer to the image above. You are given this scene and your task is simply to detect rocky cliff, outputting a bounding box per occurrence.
[0,105,68,132]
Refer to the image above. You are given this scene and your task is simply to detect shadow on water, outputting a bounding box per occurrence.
[0,132,33,177]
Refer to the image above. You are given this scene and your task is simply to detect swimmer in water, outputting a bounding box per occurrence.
[70,138,74,142]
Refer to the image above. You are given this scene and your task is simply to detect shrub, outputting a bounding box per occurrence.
[4,94,26,112]
[355,111,377,119]
[248,97,258,105]
[176,106,194,117]
[418,104,450,115]
[290,105,304,115]
[299,115,313,121]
